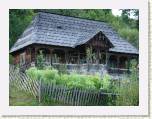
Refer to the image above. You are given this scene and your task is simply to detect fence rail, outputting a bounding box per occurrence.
[9,65,117,106]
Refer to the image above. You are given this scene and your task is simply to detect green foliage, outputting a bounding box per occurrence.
[26,67,112,91]
[9,9,35,49]
[36,50,45,70]
[115,59,139,106]
[57,73,102,90]
[26,67,42,80]
[118,28,139,48]
[9,54,13,64]
[10,84,69,106]
[121,9,139,29]
[130,59,138,81]
[115,80,139,106]
[26,67,60,85]
[57,74,69,85]
[88,74,102,89]
[42,68,60,84]
[66,73,97,90]
[25,65,139,106]
[101,74,111,90]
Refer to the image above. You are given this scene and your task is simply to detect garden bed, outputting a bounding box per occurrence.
[9,63,139,106]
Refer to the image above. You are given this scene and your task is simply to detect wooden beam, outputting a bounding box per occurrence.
[77,50,80,64]
[106,51,110,67]
[64,49,68,64]
[117,56,120,68]
[49,49,53,65]
[97,44,100,64]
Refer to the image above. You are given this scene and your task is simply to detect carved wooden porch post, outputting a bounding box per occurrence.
[97,48,100,64]
[106,51,110,67]
[30,46,38,66]
[49,49,53,65]
[77,50,80,64]
[64,49,68,64]
[127,56,131,69]
[117,56,120,68]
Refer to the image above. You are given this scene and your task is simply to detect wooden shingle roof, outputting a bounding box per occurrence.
[10,12,138,54]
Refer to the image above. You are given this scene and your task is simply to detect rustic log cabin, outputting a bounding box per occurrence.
[10,12,138,72]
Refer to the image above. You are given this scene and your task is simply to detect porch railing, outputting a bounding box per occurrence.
[107,67,131,74]
[16,62,131,76]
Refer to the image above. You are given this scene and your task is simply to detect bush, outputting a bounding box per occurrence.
[26,67,111,90]
[26,67,60,84]
[115,80,139,106]
[57,74,69,85]
[130,59,138,81]
[66,73,97,90]
[26,67,42,80]
[101,74,111,90]
[42,68,60,84]
[115,59,139,106]
[89,74,102,90]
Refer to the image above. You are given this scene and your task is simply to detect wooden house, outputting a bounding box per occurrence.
[10,12,138,71]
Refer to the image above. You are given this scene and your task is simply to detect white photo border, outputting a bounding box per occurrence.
[0,0,148,116]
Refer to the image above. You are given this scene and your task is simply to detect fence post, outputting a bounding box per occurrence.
[39,78,42,103]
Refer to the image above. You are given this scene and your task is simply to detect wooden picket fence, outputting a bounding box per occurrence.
[9,65,117,106]
[40,82,117,106]
[9,65,39,98]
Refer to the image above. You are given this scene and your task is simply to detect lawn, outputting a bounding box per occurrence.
[9,84,70,106]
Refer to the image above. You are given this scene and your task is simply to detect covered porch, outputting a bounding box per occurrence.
[22,44,138,74]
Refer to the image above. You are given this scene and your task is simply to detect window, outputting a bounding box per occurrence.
[20,52,25,65]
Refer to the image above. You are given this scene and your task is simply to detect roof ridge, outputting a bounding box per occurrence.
[38,11,108,24]
[37,12,120,37]
[10,11,138,55]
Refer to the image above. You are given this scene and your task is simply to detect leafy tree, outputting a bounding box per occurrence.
[121,9,139,29]
[118,28,139,48]
[9,9,34,48]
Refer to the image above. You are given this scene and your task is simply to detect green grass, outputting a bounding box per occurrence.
[9,85,70,106]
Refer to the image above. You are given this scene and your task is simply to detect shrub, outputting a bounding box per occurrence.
[26,67,60,84]
[115,80,139,106]
[130,59,138,81]
[26,67,42,80]
[100,74,111,91]
[67,73,97,90]
[57,74,69,85]
[59,73,110,90]
[42,68,60,84]
[26,67,112,91]
[88,74,102,90]
[115,59,139,106]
